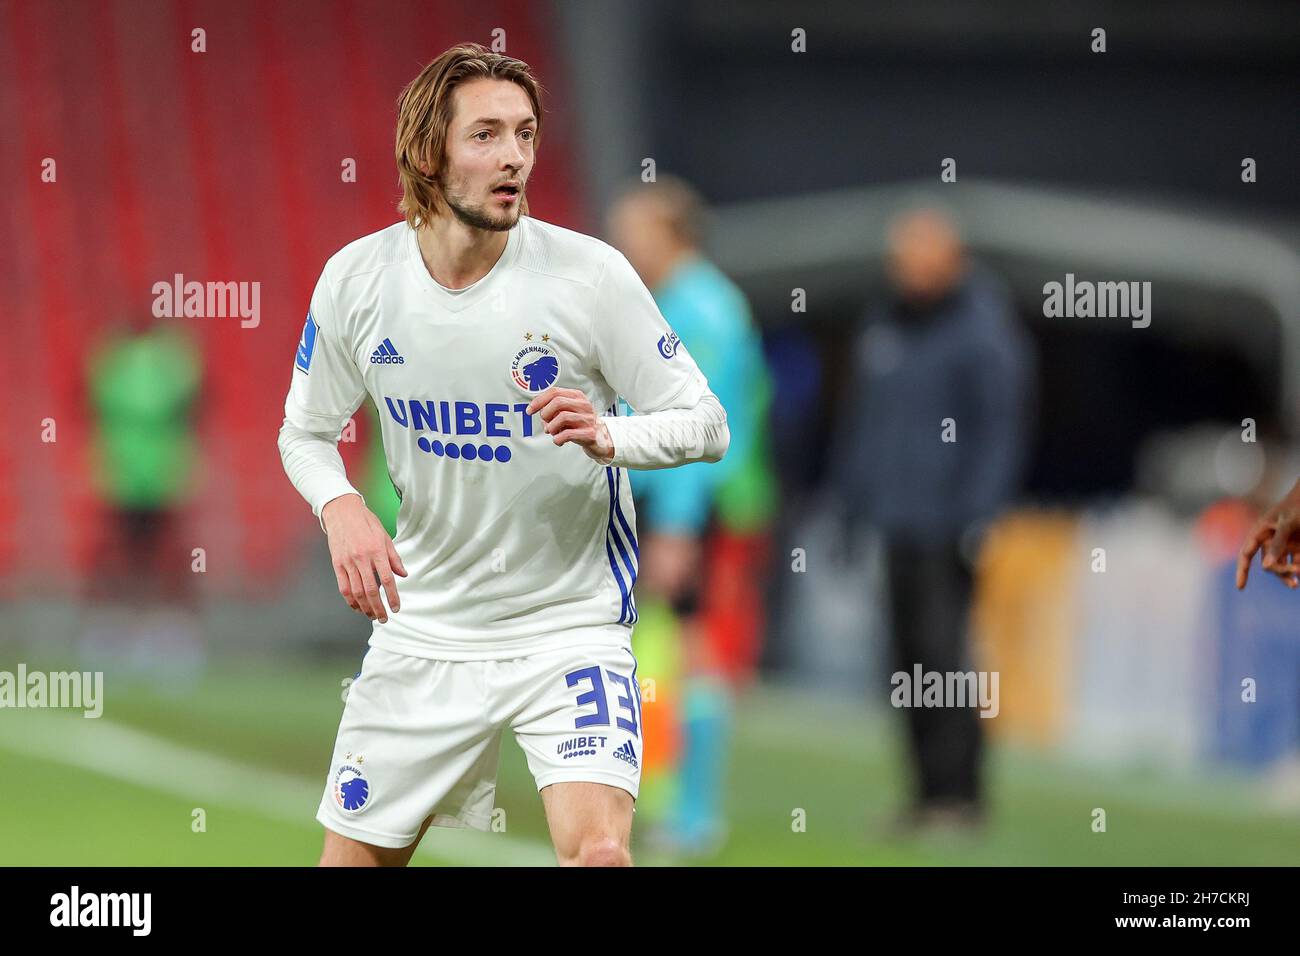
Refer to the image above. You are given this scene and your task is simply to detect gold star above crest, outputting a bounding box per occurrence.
[524,331,533,341]
[357,755,364,764]
[541,333,550,342]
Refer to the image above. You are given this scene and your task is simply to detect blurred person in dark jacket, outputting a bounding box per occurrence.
[830,207,1035,834]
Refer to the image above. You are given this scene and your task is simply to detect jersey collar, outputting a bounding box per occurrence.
[405,218,524,314]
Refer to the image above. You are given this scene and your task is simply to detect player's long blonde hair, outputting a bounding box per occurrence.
[396,43,545,230]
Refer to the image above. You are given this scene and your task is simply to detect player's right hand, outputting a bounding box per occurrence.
[322,493,408,622]
[1236,479,1300,590]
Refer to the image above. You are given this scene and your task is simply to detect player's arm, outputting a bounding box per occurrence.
[1237,477,1300,590]
[529,249,729,470]
[278,264,407,622]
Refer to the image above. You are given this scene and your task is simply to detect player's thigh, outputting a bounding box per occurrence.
[318,814,435,867]
[539,781,634,867]
[317,648,501,853]
[507,641,642,864]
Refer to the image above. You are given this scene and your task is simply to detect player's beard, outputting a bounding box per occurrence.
[441,176,522,233]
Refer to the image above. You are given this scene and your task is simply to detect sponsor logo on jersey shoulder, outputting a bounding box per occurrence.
[657,331,680,359]
[510,342,560,392]
[612,740,639,769]
[370,337,405,365]
[295,311,318,373]
[333,761,371,813]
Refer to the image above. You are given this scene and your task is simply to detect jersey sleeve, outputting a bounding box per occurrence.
[279,264,369,532]
[587,248,708,413]
[284,264,367,435]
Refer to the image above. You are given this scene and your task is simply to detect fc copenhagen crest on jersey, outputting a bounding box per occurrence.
[333,761,371,813]
[510,334,561,392]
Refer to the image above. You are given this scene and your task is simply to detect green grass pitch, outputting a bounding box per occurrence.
[1,660,1295,866]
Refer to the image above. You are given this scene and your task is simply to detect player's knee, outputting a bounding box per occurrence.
[573,836,631,868]
[319,845,409,867]
[318,829,412,867]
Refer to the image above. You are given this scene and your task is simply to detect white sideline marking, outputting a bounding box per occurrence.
[0,715,556,867]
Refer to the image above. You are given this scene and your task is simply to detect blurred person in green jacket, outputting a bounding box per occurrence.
[86,315,204,675]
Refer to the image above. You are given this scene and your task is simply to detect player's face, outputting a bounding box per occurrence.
[440,78,536,232]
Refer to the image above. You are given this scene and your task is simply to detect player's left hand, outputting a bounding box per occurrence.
[526,386,615,463]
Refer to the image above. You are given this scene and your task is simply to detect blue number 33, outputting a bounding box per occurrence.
[564,664,639,737]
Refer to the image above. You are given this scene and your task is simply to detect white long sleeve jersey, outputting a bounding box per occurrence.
[278,216,729,660]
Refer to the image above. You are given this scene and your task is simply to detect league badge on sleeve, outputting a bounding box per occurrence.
[295,311,319,373]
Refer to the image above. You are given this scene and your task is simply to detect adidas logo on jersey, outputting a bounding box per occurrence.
[612,740,638,769]
[370,337,405,364]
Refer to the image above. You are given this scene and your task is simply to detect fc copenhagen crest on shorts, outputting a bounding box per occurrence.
[333,762,371,813]
[510,336,560,393]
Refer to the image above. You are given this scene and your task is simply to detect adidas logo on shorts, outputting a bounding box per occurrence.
[612,740,638,770]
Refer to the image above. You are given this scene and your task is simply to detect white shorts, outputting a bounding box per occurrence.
[316,640,643,849]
